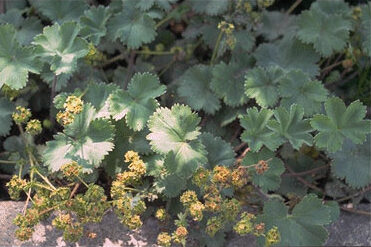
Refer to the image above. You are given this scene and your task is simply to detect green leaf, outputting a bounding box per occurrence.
[30,0,87,24]
[0,9,43,45]
[240,107,281,152]
[177,65,220,115]
[278,70,328,116]
[242,148,284,192]
[200,132,235,169]
[158,173,186,198]
[297,9,352,57]
[211,62,248,107]
[83,82,119,119]
[254,38,320,77]
[258,194,336,246]
[360,4,371,57]
[267,104,313,150]
[311,97,371,153]
[109,73,166,131]
[0,97,14,136]
[311,0,351,17]
[0,24,41,90]
[136,0,177,11]
[108,1,157,49]
[43,104,114,172]
[244,66,284,108]
[330,135,371,188]
[147,104,208,178]
[33,22,89,75]
[189,0,229,16]
[257,10,297,41]
[80,6,111,46]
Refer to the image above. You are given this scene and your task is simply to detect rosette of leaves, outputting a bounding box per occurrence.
[256,194,339,246]
[0,24,42,90]
[109,73,166,131]
[311,97,371,153]
[32,22,89,76]
[43,104,115,172]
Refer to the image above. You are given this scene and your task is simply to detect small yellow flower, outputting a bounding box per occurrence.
[212,165,231,184]
[189,201,205,221]
[180,190,198,206]
[266,226,280,246]
[26,119,42,135]
[155,208,167,221]
[12,106,31,124]
[157,232,172,247]
[124,150,140,163]
[64,96,83,114]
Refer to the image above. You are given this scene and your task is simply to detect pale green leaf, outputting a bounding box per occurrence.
[189,0,229,16]
[43,104,114,172]
[33,22,89,75]
[0,24,41,90]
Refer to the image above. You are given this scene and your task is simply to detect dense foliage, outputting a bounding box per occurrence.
[0,0,370,246]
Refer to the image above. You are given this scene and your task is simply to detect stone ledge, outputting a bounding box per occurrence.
[1,201,370,246]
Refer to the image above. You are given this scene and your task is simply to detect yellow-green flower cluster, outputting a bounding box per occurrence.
[206,216,223,237]
[233,212,255,235]
[85,43,106,66]
[6,175,27,200]
[172,226,188,245]
[258,0,275,8]
[266,226,280,246]
[25,119,42,136]
[157,232,172,247]
[61,161,81,180]
[52,213,72,230]
[222,198,241,221]
[192,167,210,187]
[180,190,198,206]
[255,160,269,175]
[180,190,205,221]
[57,95,84,126]
[12,106,31,125]
[155,208,167,221]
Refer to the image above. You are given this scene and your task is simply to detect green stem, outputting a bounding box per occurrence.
[136,50,174,55]
[75,175,89,188]
[33,168,57,191]
[0,160,16,164]
[210,30,224,65]
[156,14,174,29]
[33,182,55,192]
[159,59,176,76]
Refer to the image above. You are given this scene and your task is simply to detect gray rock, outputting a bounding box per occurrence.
[325,204,371,246]
[0,201,160,247]
[1,201,370,246]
